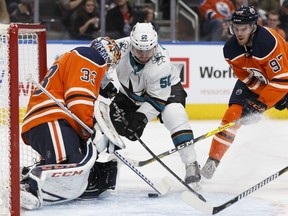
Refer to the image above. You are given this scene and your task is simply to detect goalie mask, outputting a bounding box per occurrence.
[130,22,158,64]
[90,37,121,75]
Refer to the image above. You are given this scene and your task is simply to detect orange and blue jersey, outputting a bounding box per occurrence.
[199,0,235,20]
[22,46,107,143]
[223,25,288,108]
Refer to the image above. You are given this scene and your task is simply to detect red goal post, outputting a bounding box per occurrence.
[0,23,47,216]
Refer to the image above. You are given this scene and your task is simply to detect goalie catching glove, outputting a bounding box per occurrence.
[240,98,267,125]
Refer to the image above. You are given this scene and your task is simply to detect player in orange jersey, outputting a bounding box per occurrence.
[201,6,288,179]
[22,37,121,164]
[199,0,235,41]
[20,37,122,209]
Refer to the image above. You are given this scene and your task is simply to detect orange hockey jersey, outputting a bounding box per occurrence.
[223,26,288,108]
[199,0,235,20]
[21,47,107,143]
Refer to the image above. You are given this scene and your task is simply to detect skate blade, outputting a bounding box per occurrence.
[188,182,201,191]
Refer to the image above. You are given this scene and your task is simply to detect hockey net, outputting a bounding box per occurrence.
[0,23,47,216]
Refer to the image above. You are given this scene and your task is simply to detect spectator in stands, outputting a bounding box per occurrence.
[132,5,159,32]
[265,9,286,40]
[259,0,281,13]
[106,0,134,38]
[143,6,159,32]
[58,0,84,30]
[248,0,267,25]
[232,0,245,9]
[10,0,34,23]
[0,0,10,24]
[279,0,288,41]
[5,0,19,14]
[70,0,100,40]
[160,0,170,20]
[199,0,235,41]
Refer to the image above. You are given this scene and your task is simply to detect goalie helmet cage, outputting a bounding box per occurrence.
[0,23,47,216]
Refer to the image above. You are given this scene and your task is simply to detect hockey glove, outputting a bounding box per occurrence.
[240,98,267,125]
[274,93,288,111]
[92,123,118,154]
[100,82,118,99]
[124,112,148,141]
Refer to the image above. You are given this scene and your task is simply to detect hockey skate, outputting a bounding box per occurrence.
[20,176,42,210]
[185,161,201,189]
[200,157,220,179]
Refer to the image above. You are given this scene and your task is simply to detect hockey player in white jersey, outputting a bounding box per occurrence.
[106,22,201,184]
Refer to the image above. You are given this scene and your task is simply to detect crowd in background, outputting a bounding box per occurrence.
[0,0,288,42]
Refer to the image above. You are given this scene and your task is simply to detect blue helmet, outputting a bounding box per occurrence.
[230,6,258,24]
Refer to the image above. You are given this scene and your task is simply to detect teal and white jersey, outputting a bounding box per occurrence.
[115,37,181,121]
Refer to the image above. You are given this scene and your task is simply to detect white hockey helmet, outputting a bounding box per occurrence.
[130,22,158,51]
[130,22,158,63]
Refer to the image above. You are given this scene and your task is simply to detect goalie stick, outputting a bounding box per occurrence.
[26,74,171,196]
[109,96,206,201]
[181,166,288,215]
[126,122,235,167]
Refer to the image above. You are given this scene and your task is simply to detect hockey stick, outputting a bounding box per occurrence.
[127,122,235,167]
[25,74,94,134]
[109,96,206,201]
[181,166,288,214]
[26,75,171,196]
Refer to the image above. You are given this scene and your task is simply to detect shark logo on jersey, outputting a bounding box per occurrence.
[118,40,129,52]
[152,52,165,65]
[244,67,268,84]
[112,108,126,123]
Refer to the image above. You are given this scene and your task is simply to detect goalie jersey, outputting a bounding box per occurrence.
[21,47,107,143]
[115,37,181,121]
[223,25,288,108]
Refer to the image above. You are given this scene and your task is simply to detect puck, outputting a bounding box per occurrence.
[148,193,159,198]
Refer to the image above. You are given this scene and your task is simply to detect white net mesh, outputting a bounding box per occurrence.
[18,32,41,166]
[0,24,43,215]
[0,24,10,216]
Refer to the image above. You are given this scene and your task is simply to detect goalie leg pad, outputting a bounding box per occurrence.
[80,160,119,199]
[20,141,97,209]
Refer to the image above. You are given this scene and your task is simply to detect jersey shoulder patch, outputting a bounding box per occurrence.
[223,26,277,60]
[252,26,276,59]
[73,47,106,65]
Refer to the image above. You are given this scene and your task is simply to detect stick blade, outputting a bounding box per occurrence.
[181,191,213,215]
[155,176,173,196]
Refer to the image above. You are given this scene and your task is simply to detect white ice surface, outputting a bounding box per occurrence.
[22,118,288,216]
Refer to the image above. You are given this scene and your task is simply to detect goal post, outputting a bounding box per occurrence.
[0,23,47,216]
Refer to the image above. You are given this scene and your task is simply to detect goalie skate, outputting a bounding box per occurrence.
[20,189,41,210]
[20,174,42,210]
